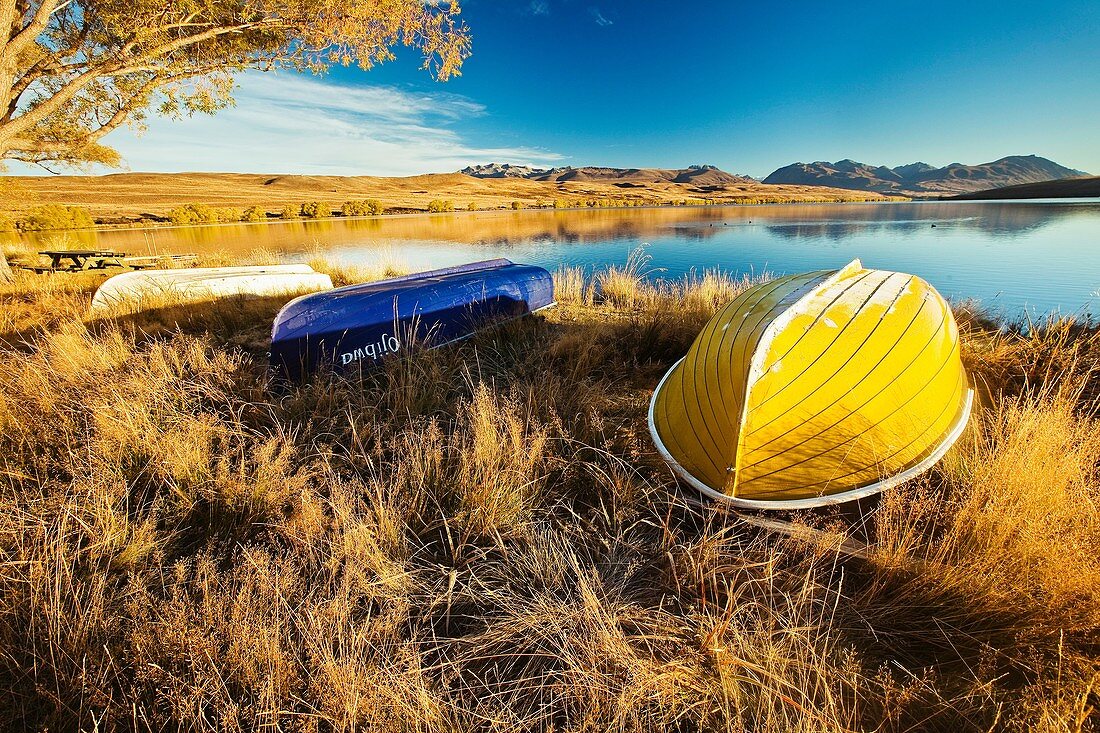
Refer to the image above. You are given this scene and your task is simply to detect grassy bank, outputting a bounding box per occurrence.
[0,256,1097,732]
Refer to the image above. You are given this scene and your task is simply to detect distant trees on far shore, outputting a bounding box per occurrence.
[16,205,95,231]
[151,199,399,225]
[167,204,243,225]
[0,193,890,234]
[342,200,386,217]
[299,201,329,218]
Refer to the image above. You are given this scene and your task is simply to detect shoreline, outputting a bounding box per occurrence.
[15,197,1041,240]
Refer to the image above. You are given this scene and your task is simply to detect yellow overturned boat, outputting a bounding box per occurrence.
[649,259,972,509]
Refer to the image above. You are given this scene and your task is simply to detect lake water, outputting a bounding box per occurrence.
[12,199,1100,318]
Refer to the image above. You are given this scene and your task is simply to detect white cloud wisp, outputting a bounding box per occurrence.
[25,72,564,176]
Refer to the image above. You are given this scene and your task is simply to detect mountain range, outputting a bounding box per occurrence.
[762,155,1088,196]
[460,163,754,187]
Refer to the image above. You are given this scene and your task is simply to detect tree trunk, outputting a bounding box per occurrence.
[0,249,13,283]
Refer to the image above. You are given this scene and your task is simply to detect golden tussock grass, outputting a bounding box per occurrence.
[0,254,1097,731]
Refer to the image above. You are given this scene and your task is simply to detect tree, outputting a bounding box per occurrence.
[167,202,216,225]
[19,202,93,229]
[0,0,470,170]
[300,200,328,218]
[342,200,366,216]
[341,198,382,216]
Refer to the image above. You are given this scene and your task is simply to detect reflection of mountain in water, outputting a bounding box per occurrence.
[762,202,1090,240]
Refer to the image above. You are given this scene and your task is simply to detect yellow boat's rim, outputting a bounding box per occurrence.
[648,356,975,510]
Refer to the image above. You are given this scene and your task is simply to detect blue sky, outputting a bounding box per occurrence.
[21,0,1100,177]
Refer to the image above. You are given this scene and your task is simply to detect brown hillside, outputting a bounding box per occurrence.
[951,175,1100,200]
[0,171,895,224]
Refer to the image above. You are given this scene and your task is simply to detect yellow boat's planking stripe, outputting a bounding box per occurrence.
[737,285,962,499]
[745,271,905,415]
[688,274,798,473]
[739,296,950,471]
[723,274,839,491]
[730,270,910,496]
[654,271,831,489]
[740,328,961,493]
[708,273,823,481]
[683,275,790,475]
[743,277,926,445]
[756,269,878,375]
[658,282,768,482]
[754,368,968,496]
[702,274,805,426]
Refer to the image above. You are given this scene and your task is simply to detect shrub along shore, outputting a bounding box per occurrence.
[0,253,1097,731]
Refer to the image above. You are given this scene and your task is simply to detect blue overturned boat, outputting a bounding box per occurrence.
[270,259,555,380]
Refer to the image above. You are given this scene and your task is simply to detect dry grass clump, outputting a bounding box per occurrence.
[553,265,591,305]
[0,254,1098,731]
[454,384,553,535]
[596,247,660,309]
[674,266,770,314]
[307,243,410,287]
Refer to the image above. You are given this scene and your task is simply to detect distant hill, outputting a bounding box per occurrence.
[763,155,1088,196]
[460,163,755,186]
[951,175,1100,200]
[1,169,896,225]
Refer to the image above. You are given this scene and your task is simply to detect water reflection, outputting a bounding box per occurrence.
[762,202,1094,240]
[8,200,1100,316]
[11,200,1098,253]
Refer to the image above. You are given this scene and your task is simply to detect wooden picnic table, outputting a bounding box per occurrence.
[31,249,129,273]
[20,250,199,274]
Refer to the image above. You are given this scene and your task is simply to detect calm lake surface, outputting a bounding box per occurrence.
[14,199,1100,318]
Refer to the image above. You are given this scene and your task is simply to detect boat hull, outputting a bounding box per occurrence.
[649,259,973,509]
[270,259,555,380]
[91,265,333,312]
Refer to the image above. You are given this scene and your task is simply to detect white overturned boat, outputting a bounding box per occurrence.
[91,265,334,312]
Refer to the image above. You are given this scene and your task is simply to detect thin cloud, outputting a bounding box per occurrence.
[527,1,549,16]
[39,73,563,176]
[590,7,613,26]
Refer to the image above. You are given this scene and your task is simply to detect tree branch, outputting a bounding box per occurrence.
[0,0,471,167]
[3,21,268,137]
[2,0,69,64]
